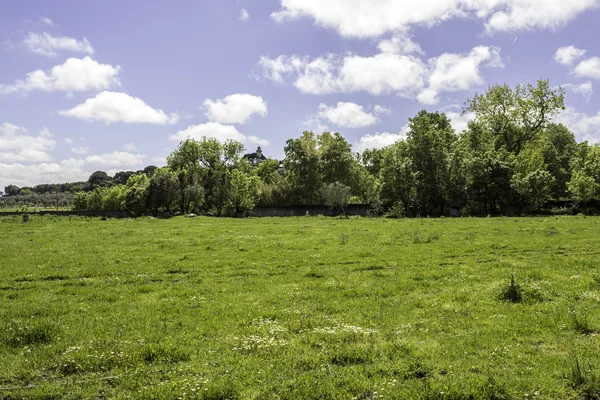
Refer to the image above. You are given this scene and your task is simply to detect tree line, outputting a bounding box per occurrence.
[3,79,600,217]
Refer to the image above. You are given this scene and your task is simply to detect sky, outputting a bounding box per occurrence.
[1,0,600,189]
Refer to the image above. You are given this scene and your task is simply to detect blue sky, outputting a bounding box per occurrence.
[1,0,600,188]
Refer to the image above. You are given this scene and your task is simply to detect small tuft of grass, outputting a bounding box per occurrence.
[339,233,350,245]
[405,360,432,380]
[499,274,522,303]
[3,321,56,346]
[566,358,600,400]
[570,311,597,336]
[140,344,191,364]
[166,266,188,274]
[305,270,324,278]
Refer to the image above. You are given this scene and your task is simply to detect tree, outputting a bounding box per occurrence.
[124,174,149,215]
[102,185,126,210]
[378,141,415,215]
[227,169,261,215]
[284,132,322,204]
[318,132,354,186]
[4,185,20,196]
[568,144,600,205]
[87,171,112,190]
[114,171,136,185]
[319,182,351,218]
[147,168,180,216]
[538,123,577,198]
[463,79,565,154]
[406,110,456,215]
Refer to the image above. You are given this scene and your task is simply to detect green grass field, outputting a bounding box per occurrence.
[1,215,599,399]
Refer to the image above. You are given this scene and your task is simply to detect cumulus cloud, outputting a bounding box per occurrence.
[0,160,90,188]
[555,107,600,143]
[271,0,597,37]
[85,151,145,167]
[71,146,89,155]
[377,32,424,55]
[554,45,587,66]
[418,46,502,104]
[0,57,120,95]
[0,123,55,163]
[203,94,268,124]
[39,17,54,26]
[23,32,95,57]
[354,128,409,153]
[59,91,179,124]
[170,122,269,146]
[123,143,137,152]
[564,81,593,102]
[239,9,250,21]
[316,102,389,128]
[445,111,475,134]
[255,45,501,104]
[574,57,600,80]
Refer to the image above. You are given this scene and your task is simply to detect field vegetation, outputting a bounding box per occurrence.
[1,215,599,399]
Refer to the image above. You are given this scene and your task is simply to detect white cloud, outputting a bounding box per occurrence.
[23,32,95,57]
[59,91,179,125]
[0,123,55,163]
[255,53,426,96]
[418,46,502,104]
[554,107,600,143]
[377,32,424,55]
[0,57,120,95]
[71,146,89,155]
[574,57,600,80]
[373,105,391,115]
[354,128,408,153]
[554,45,587,66]
[446,111,474,133]
[255,45,501,103]
[564,81,593,102]
[170,122,269,146]
[85,151,146,167]
[239,8,250,22]
[0,160,90,188]
[123,143,137,152]
[64,137,73,145]
[271,0,597,37]
[39,17,54,26]
[203,94,268,124]
[317,102,385,128]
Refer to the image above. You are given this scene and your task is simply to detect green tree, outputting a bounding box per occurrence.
[227,169,261,214]
[319,182,351,218]
[406,110,456,215]
[124,174,149,215]
[378,141,415,215]
[4,185,20,196]
[284,131,322,204]
[102,185,126,210]
[147,168,180,216]
[463,79,565,154]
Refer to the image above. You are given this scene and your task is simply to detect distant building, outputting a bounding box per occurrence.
[243,146,267,166]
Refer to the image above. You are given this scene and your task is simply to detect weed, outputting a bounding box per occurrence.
[499,274,522,303]
[566,358,600,399]
[339,233,350,245]
[570,311,597,335]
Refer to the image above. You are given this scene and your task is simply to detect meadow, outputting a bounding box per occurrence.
[0,215,599,399]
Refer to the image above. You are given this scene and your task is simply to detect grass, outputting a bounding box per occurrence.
[0,215,599,399]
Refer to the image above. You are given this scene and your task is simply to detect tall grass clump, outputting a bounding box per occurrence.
[499,274,522,303]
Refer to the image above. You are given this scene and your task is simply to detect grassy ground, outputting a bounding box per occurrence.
[0,215,599,399]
